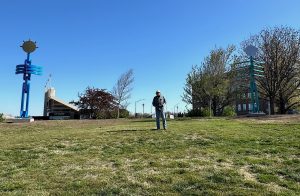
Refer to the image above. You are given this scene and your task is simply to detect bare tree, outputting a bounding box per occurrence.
[243,27,300,114]
[112,69,134,118]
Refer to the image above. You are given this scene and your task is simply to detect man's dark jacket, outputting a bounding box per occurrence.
[152,96,166,111]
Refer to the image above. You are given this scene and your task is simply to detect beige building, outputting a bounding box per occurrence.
[44,88,80,120]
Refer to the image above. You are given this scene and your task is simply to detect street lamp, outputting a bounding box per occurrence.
[135,99,145,117]
[173,103,179,117]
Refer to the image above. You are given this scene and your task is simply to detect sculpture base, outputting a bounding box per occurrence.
[5,118,34,123]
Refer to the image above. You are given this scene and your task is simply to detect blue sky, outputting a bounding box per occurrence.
[0,0,299,116]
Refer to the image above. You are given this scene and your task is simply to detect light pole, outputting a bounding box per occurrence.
[174,103,179,117]
[135,99,145,117]
[142,103,145,117]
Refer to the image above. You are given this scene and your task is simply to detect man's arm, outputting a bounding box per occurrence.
[152,97,156,107]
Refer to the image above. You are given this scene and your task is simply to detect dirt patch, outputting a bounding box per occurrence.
[235,114,300,124]
[239,166,257,182]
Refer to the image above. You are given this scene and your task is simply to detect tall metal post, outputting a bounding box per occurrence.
[249,56,260,113]
[134,99,144,117]
[20,53,32,117]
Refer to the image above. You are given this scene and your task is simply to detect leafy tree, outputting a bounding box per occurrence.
[183,46,236,116]
[72,87,117,119]
[112,69,134,118]
[242,27,300,114]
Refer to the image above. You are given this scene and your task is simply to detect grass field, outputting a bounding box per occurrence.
[0,116,300,195]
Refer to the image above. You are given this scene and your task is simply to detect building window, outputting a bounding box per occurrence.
[243,104,247,111]
[238,104,241,111]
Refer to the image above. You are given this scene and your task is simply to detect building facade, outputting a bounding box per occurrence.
[44,88,80,120]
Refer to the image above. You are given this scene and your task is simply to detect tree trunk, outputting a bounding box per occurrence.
[117,107,120,118]
[269,97,275,115]
[279,97,286,114]
[212,99,217,116]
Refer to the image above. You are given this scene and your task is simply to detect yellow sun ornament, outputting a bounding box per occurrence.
[21,40,37,53]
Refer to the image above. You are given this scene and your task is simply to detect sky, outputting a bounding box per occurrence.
[0,0,300,116]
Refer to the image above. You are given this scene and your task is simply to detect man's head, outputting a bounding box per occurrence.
[156,90,161,96]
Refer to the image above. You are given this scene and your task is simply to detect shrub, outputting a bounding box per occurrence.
[177,112,184,117]
[223,106,236,117]
[0,113,4,122]
[95,111,112,119]
[186,109,202,117]
[202,107,212,117]
[119,109,130,118]
[186,108,212,117]
[96,109,130,119]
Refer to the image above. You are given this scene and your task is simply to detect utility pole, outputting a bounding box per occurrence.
[142,103,145,117]
[135,99,145,117]
[174,103,179,118]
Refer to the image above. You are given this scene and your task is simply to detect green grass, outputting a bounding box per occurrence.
[0,118,299,195]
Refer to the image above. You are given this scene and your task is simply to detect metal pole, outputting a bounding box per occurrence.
[209,98,212,117]
[20,53,31,118]
[134,99,145,118]
[174,103,179,118]
[268,100,271,115]
[135,101,137,117]
[20,82,25,117]
[142,103,144,117]
[25,83,30,117]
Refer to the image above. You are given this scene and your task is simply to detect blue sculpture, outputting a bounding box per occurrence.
[15,40,43,118]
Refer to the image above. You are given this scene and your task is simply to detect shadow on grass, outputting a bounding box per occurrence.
[107,128,158,133]
[130,119,155,123]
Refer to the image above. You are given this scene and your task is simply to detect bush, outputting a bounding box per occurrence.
[0,113,4,122]
[177,112,185,117]
[95,111,113,119]
[119,109,130,118]
[186,109,202,117]
[223,106,236,117]
[133,113,152,118]
[202,107,212,117]
[97,109,130,119]
[186,108,212,117]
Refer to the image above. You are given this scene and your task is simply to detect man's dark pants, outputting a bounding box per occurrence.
[155,109,167,129]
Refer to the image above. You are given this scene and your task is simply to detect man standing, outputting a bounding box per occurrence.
[152,90,167,130]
